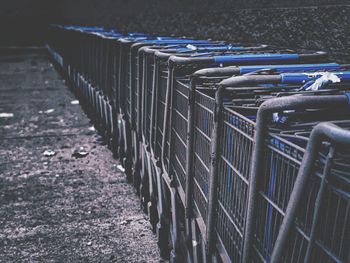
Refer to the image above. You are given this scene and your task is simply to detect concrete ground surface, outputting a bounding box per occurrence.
[0,50,163,262]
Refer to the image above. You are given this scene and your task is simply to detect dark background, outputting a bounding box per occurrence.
[0,0,349,60]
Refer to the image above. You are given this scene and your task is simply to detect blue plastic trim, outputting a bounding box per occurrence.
[141,39,213,44]
[175,45,245,53]
[214,53,299,64]
[239,63,340,74]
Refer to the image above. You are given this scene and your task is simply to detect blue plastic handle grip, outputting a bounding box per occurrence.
[176,45,244,53]
[239,63,341,74]
[197,46,245,51]
[281,71,350,84]
[142,39,213,44]
[214,53,300,63]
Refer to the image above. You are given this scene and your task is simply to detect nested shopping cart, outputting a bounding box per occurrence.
[165,62,348,262]
[166,64,349,262]
[127,40,223,187]
[126,39,247,183]
[203,71,350,263]
[116,37,214,181]
[129,42,239,215]
[125,43,277,259]
[132,43,269,216]
[269,121,350,263]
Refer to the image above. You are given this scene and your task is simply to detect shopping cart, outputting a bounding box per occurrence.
[158,53,331,260]
[150,51,330,260]
[270,121,350,263]
[116,37,214,181]
[133,43,269,215]
[209,71,350,262]
[128,40,227,188]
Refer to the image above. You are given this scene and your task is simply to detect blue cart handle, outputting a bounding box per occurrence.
[142,39,213,45]
[214,53,300,63]
[239,63,341,74]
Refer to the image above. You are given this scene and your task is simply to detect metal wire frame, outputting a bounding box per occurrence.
[117,39,137,178]
[107,37,120,149]
[208,91,350,263]
[88,33,117,141]
[143,49,332,202]
[106,38,121,155]
[164,66,241,263]
[131,44,209,198]
[156,52,241,262]
[162,62,344,195]
[149,54,173,253]
[118,39,203,181]
[164,72,225,262]
[193,89,216,233]
[143,46,235,258]
[132,47,160,219]
[95,35,116,140]
[160,59,338,263]
[129,41,171,180]
[130,44,141,186]
[129,43,181,191]
[122,42,235,246]
[252,113,350,262]
[169,78,191,202]
[129,43,173,198]
[164,49,332,187]
[190,71,348,262]
[215,71,350,262]
[269,122,350,263]
[126,42,211,180]
[138,47,162,209]
[213,106,255,263]
[82,32,105,128]
[116,38,181,175]
[144,49,193,237]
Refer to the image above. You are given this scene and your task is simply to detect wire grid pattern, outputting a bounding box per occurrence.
[131,52,139,129]
[124,50,132,121]
[215,107,254,262]
[253,135,350,262]
[170,79,190,192]
[154,67,168,159]
[192,89,215,227]
[143,55,155,145]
